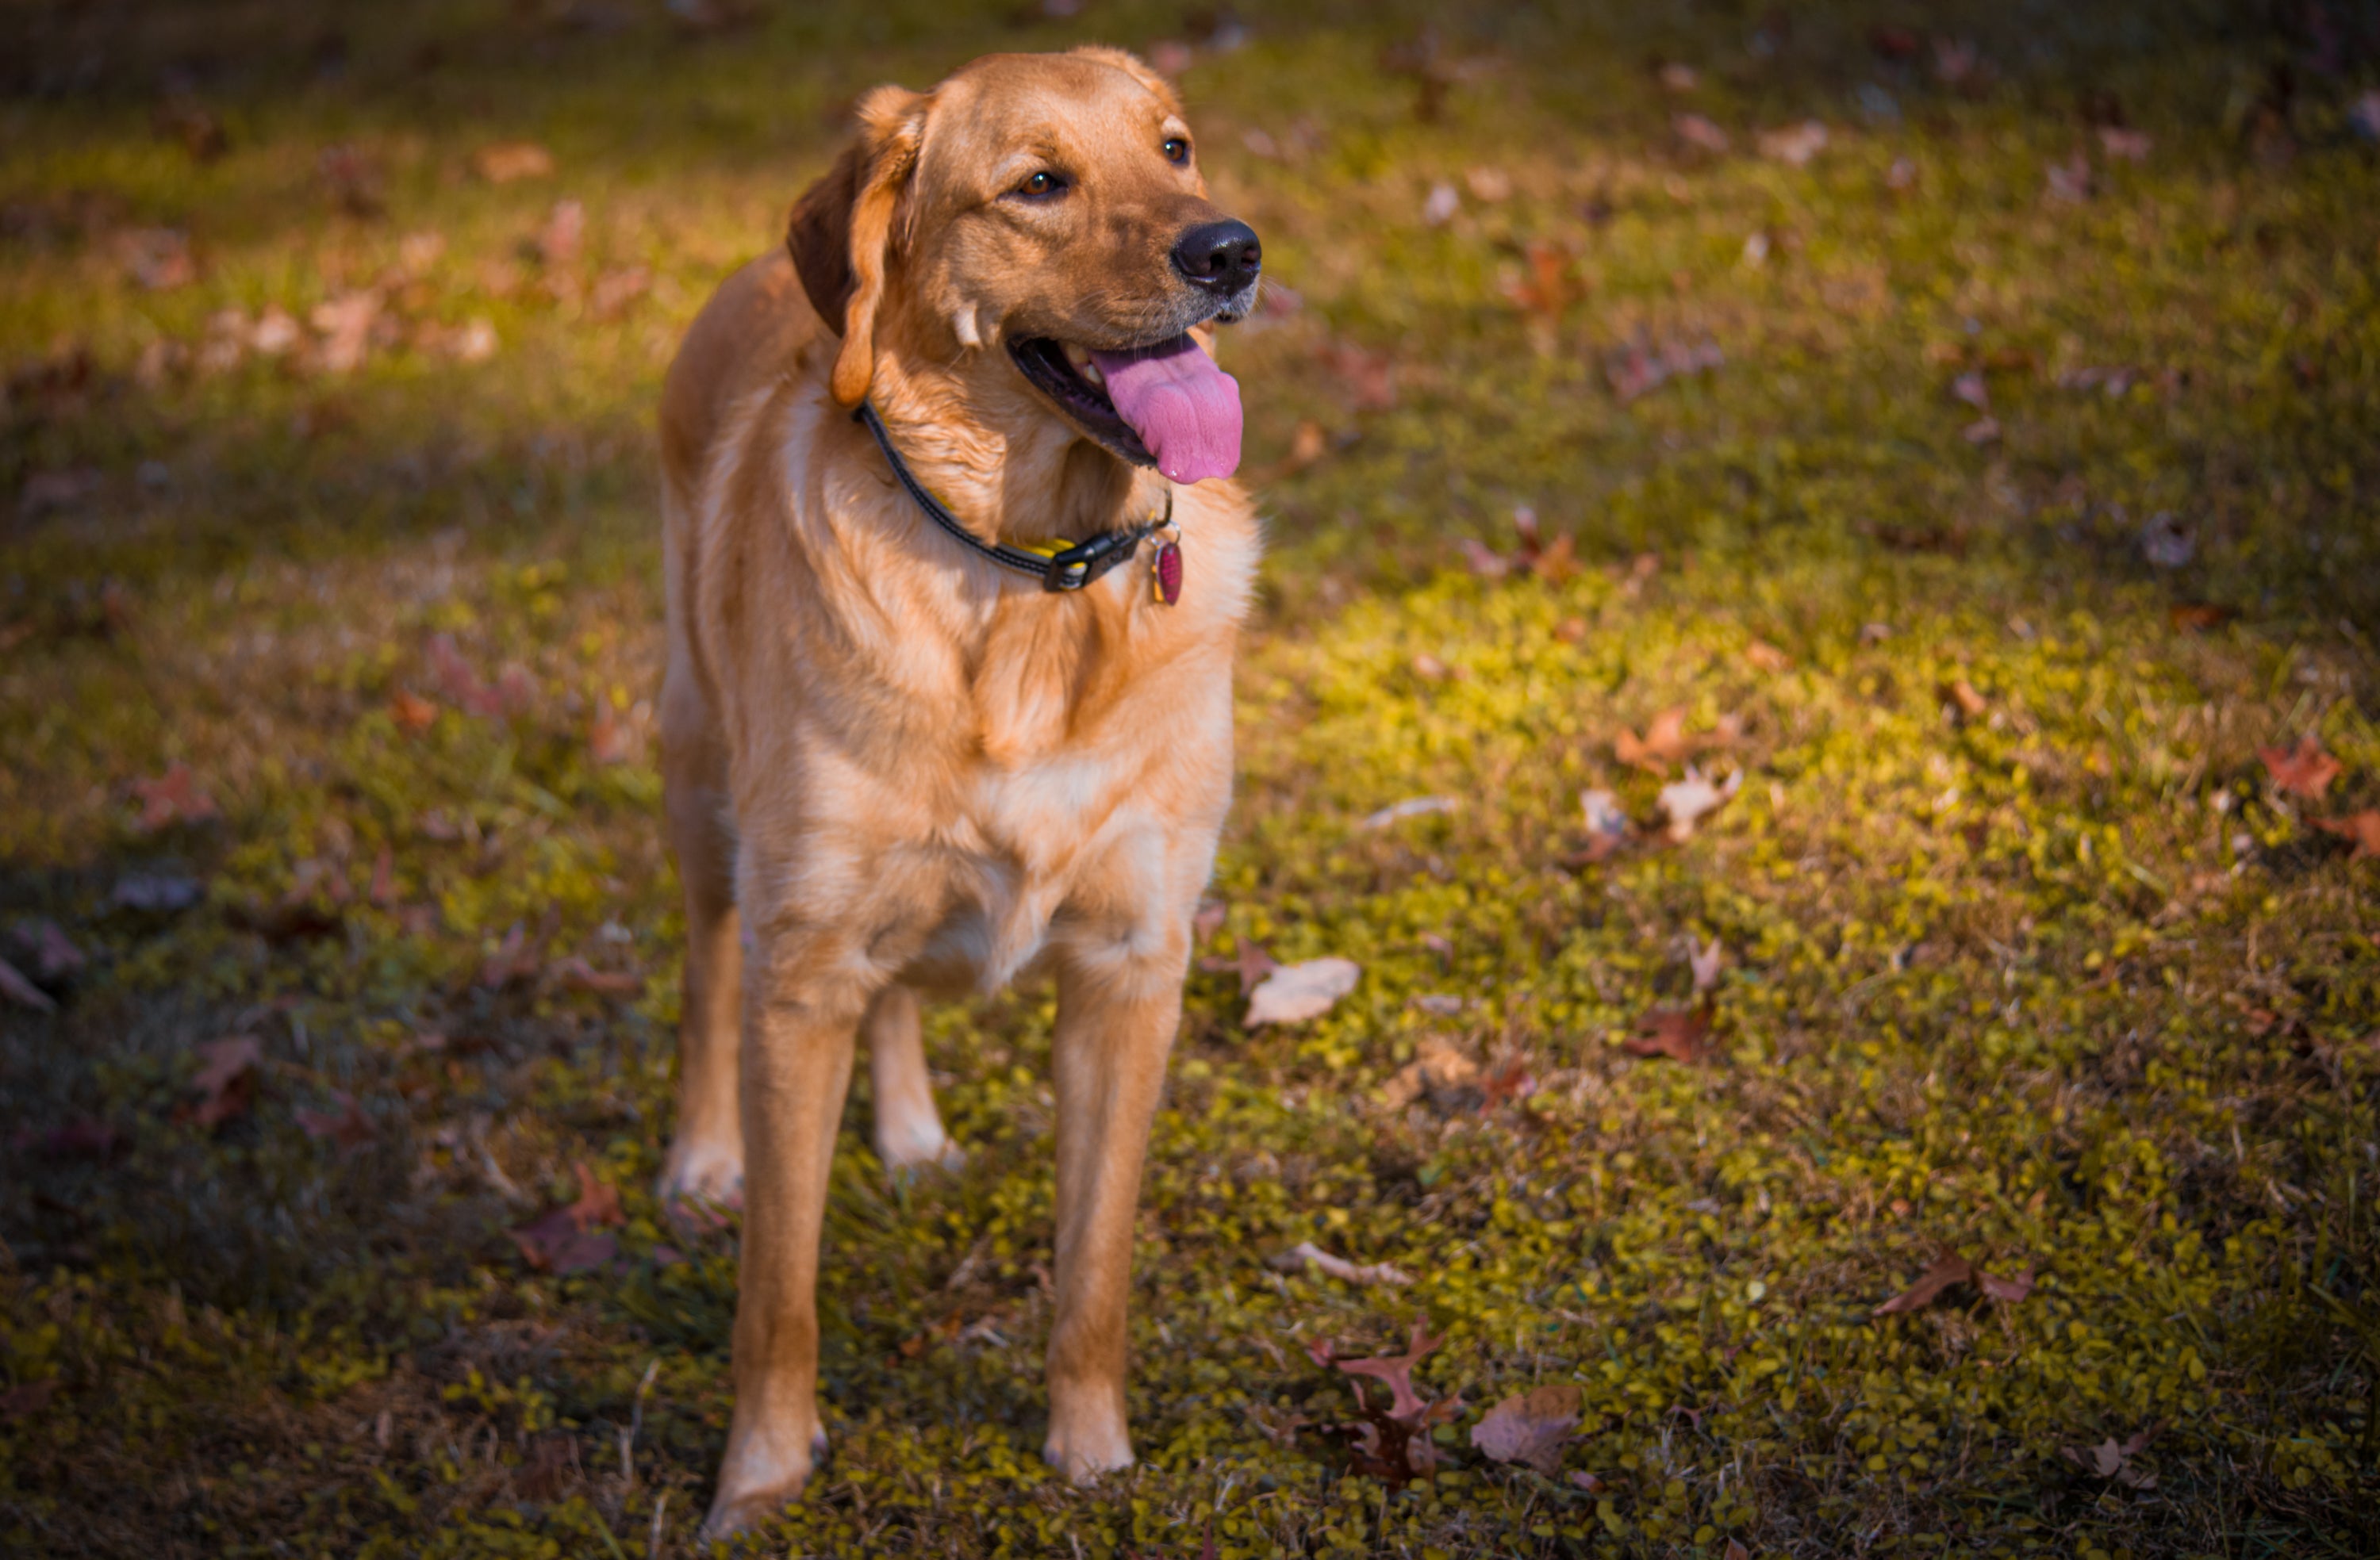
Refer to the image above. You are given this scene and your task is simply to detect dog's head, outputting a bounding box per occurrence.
[788,48,1258,485]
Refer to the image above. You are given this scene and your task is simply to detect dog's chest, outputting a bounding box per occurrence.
[900,748,1136,991]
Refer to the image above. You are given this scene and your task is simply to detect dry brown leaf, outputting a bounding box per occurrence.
[1656,765,1741,841]
[1309,1322,1442,1424]
[1571,788,1630,864]
[1874,1251,1971,1314]
[296,1090,376,1151]
[474,141,555,183]
[2259,735,2342,800]
[2063,1426,2156,1488]
[2168,601,2235,633]
[132,762,217,832]
[1945,679,1988,717]
[1245,956,1360,1026]
[1471,1383,1580,1474]
[1977,1262,2036,1303]
[1874,1249,2036,1315]
[2314,811,2380,861]
[1200,938,1278,994]
[479,923,539,990]
[1615,707,1692,773]
[1674,113,1730,153]
[1380,1034,1481,1111]
[1625,1006,1713,1064]
[509,1161,626,1274]
[184,1036,261,1129]
[1756,120,1828,167]
[1269,1241,1413,1287]
[390,689,438,732]
[1744,638,1793,673]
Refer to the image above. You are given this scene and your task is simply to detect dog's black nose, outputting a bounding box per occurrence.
[1171,219,1261,293]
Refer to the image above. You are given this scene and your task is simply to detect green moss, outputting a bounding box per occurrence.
[6,2,2380,1556]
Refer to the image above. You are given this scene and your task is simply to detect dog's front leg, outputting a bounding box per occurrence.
[701,939,871,1541]
[1042,943,1186,1481]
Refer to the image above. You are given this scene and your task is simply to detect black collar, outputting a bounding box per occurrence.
[853,402,1168,593]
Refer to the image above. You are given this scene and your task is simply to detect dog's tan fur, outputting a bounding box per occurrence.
[652,48,1259,1537]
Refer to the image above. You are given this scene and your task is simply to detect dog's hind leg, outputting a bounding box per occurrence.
[863,983,962,1175]
[656,652,746,1209]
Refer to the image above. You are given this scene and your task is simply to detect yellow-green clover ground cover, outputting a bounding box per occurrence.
[4,2,2378,1555]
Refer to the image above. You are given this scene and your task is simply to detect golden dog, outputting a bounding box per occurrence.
[652,48,1261,1538]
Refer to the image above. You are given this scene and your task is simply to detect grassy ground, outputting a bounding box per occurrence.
[5,2,2380,1555]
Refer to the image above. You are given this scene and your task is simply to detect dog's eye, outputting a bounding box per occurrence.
[1161,137,1191,165]
[1014,170,1067,200]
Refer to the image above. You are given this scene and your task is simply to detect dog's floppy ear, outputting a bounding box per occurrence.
[786,84,926,407]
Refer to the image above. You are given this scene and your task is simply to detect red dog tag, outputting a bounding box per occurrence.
[1153,540,1183,606]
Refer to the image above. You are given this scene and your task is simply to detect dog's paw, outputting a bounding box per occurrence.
[698,1428,827,1543]
[878,1127,965,1181]
[1042,1417,1134,1485]
[656,1140,745,1213]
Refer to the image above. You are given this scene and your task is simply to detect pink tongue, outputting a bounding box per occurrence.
[1088,335,1242,484]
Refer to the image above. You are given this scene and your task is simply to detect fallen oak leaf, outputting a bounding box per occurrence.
[473,140,555,183]
[1245,956,1359,1026]
[479,922,540,990]
[131,762,217,832]
[1873,1248,2036,1315]
[1479,1053,1537,1108]
[183,1036,262,1129]
[1471,1383,1581,1474]
[1977,1262,2036,1303]
[295,1090,377,1151]
[1625,1006,1714,1064]
[1673,112,1731,153]
[1566,788,1631,866]
[1656,764,1741,841]
[2313,811,2380,861]
[1380,1034,1481,1111]
[390,688,438,731]
[1269,1241,1413,1288]
[2258,735,2341,800]
[2063,1425,2158,1489]
[1199,937,1278,994]
[1308,1320,1444,1424]
[1873,1251,1971,1315]
[1756,119,1829,167]
[509,1161,626,1273]
[1614,707,1691,773]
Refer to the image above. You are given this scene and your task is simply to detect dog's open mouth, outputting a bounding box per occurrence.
[1009,334,1243,485]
